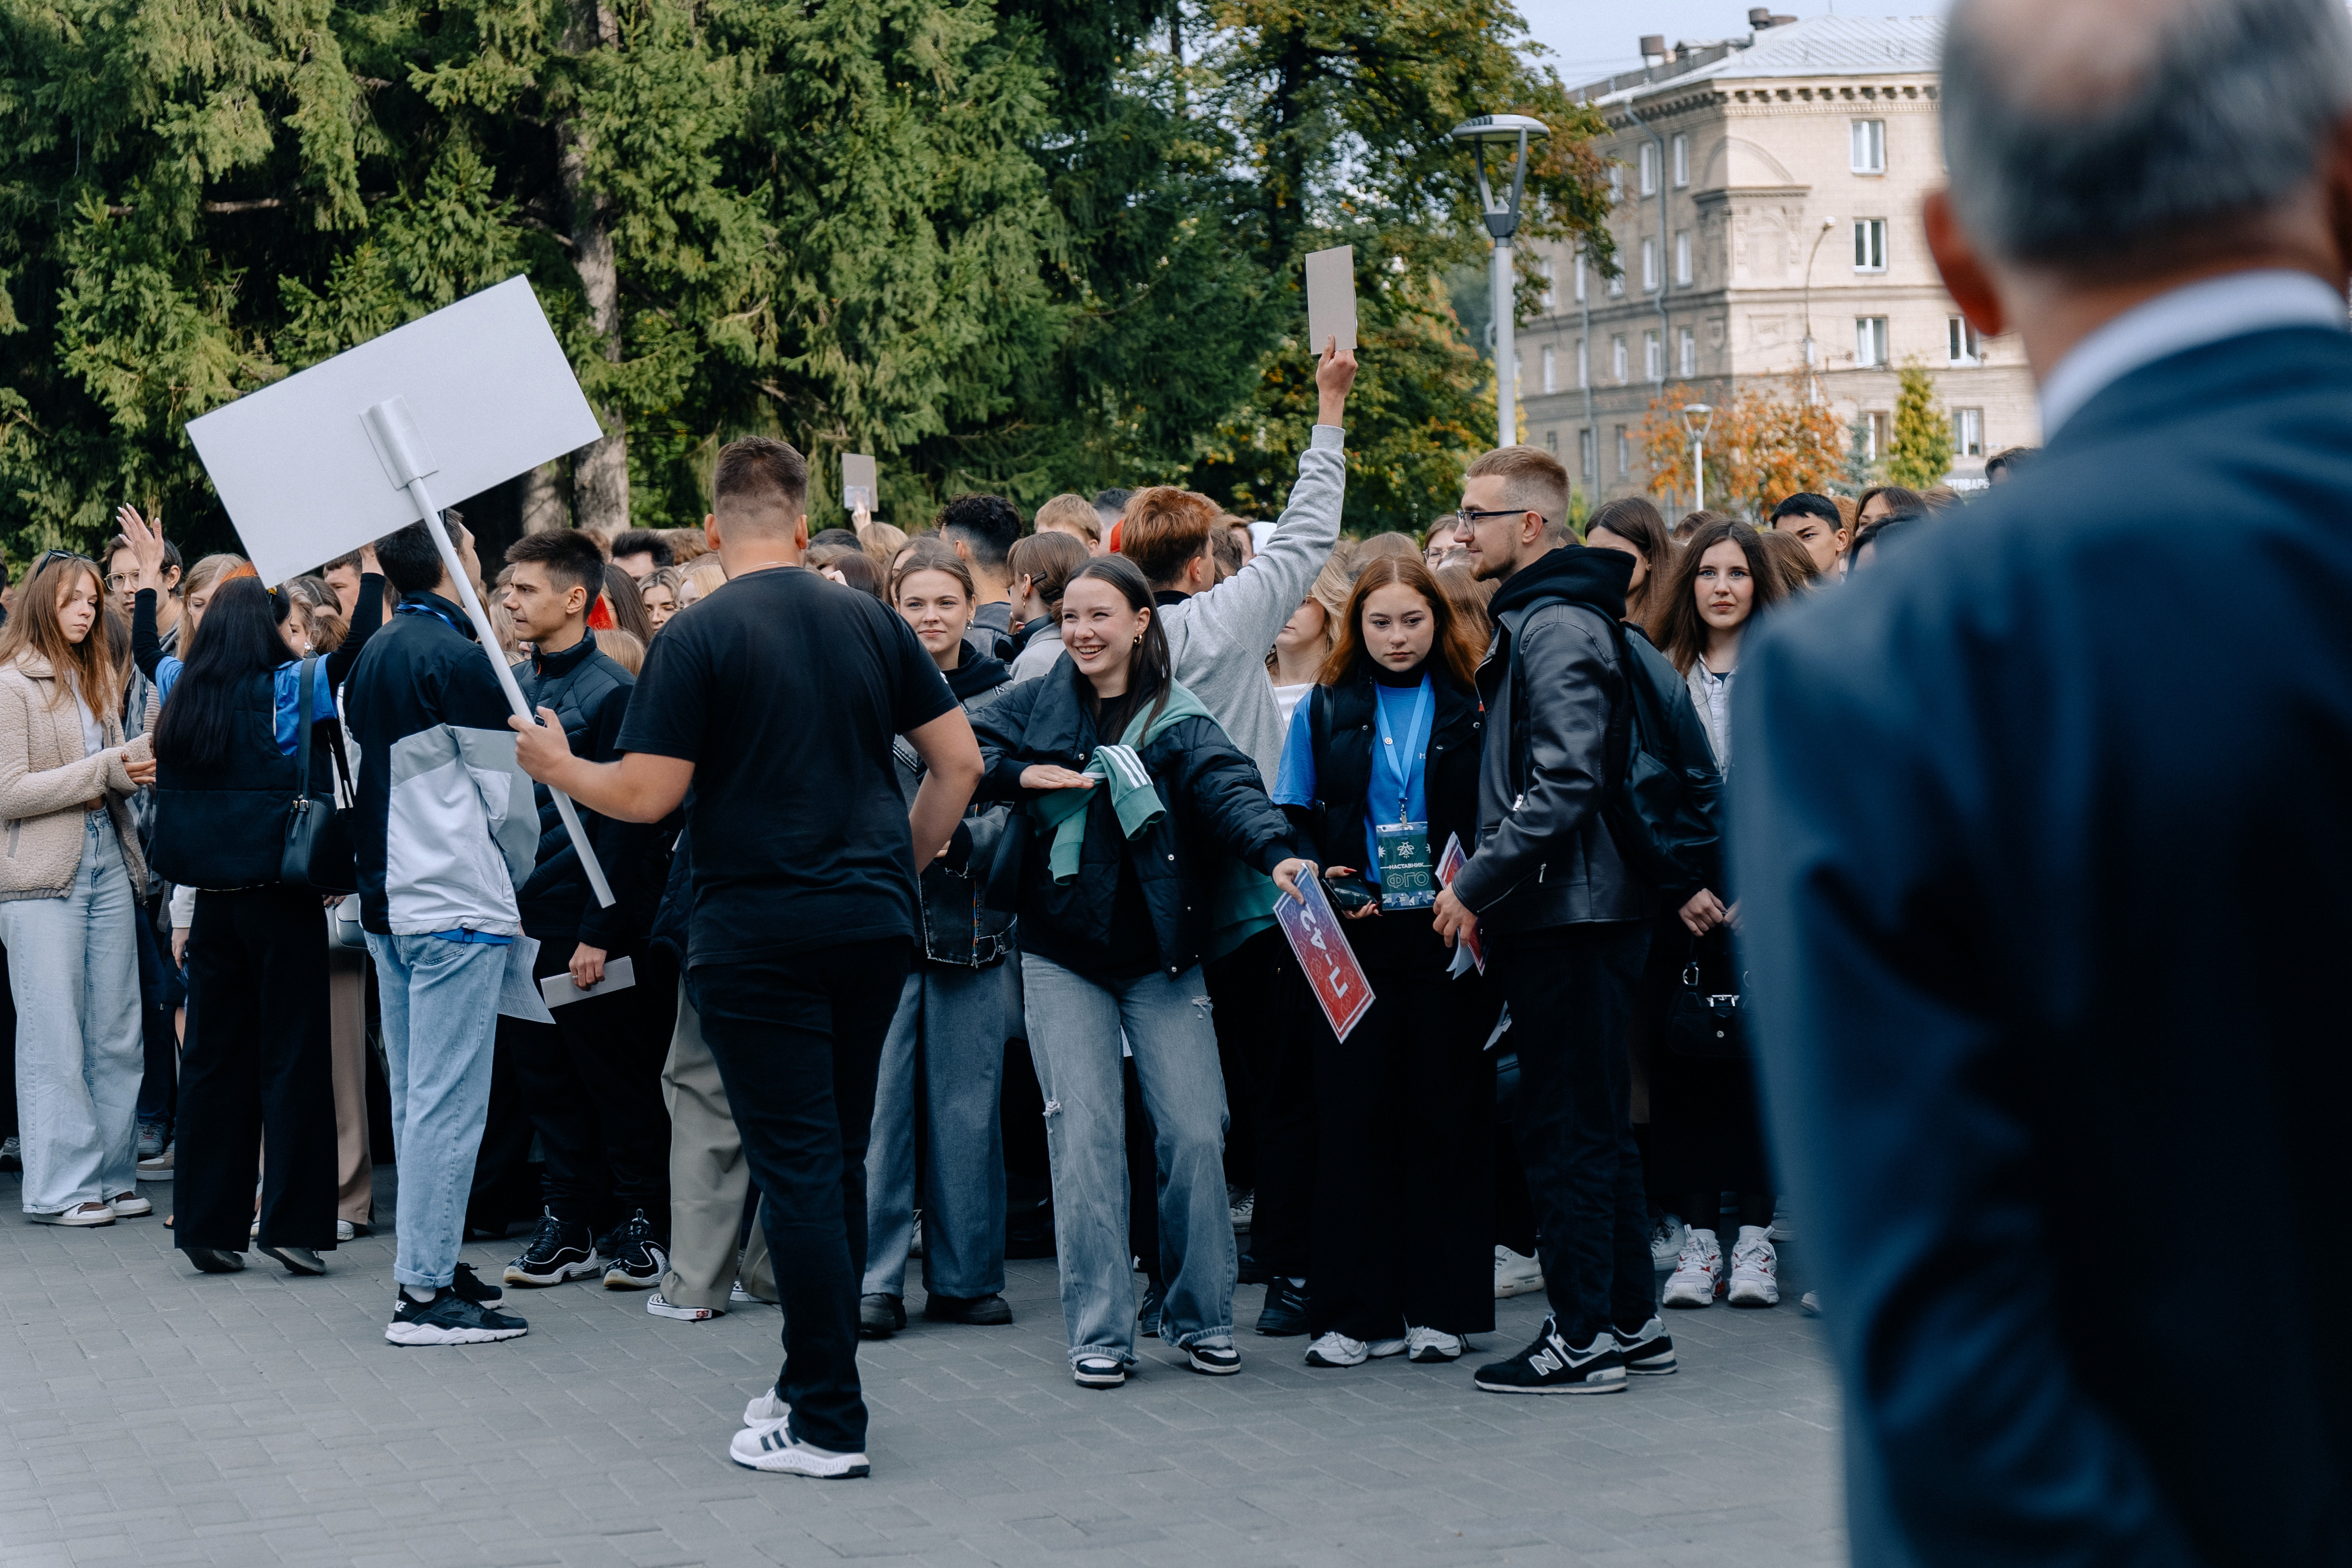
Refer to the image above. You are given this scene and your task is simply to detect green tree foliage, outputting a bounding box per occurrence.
[0,0,1607,559]
[1885,359,1951,491]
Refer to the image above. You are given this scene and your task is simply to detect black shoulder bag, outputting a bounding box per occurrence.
[1666,931,1747,1058]
[280,654,358,893]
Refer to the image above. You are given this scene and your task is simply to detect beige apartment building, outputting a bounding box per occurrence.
[1519,13,2040,509]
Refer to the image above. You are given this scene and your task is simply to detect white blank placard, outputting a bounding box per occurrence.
[185,276,603,586]
[1304,245,1357,354]
[842,453,877,512]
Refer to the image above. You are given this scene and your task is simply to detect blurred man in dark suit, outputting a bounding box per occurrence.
[1732,1,2352,1563]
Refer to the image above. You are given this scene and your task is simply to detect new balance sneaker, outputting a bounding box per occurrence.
[1256,1278,1309,1336]
[647,1291,717,1322]
[1726,1226,1780,1307]
[742,1384,790,1426]
[1472,1317,1627,1395]
[451,1262,504,1307]
[137,1119,169,1160]
[1648,1213,1685,1269]
[1494,1245,1544,1299]
[503,1210,602,1287]
[1072,1356,1125,1389]
[1304,1332,1406,1367]
[1661,1228,1723,1308]
[599,1210,667,1290]
[385,1288,528,1346]
[1612,1316,1678,1375]
[1406,1326,1464,1363]
[729,1419,869,1478]
[859,1294,905,1339]
[1185,1343,1241,1376]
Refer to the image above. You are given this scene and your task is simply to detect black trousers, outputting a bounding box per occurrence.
[0,940,15,1142]
[1308,913,1499,1340]
[134,903,180,1130]
[689,938,908,1456]
[1646,922,1775,1205]
[176,887,337,1253]
[504,934,676,1233]
[1222,926,1315,1280]
[1489,920,1655,1343]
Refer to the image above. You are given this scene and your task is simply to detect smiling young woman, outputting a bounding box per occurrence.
[1267,555,1500,1370]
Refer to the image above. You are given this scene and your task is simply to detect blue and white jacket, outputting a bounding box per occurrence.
[343,592,537,938]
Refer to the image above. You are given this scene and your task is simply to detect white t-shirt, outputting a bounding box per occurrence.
[1271,682,1312,732]
[74,692,104,759]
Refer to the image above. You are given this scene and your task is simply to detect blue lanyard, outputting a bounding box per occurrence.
[1374,675,1433,818]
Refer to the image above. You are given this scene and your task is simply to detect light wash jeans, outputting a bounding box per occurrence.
[863,960,1012,1300]
[365,932,505,1289]
[5,812,142,1214]
[1019,953,1235,1364]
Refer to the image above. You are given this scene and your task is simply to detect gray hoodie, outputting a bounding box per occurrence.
[1155,425,1347,785]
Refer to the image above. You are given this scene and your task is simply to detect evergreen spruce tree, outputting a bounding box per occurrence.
[1885,360,1952,491]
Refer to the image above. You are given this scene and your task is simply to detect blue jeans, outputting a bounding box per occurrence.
[863,961,1011,1299]
[4,813,143,1214]
[365,932,505,1289]
[1019,954,1235,1364]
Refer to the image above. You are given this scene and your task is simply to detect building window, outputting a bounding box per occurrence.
[1608,265,1624,298]
[1574,252,1588,302]
[1616,425,1632,477]
[1541,345,1557,394]
[1642,238,1659,292]
[1856,316,1890,366]
[1609,166,1624,205]
[1639,142,1659,196]
[1865,410,1890,458]
[1953,407,1985,457]
[1851,118,1885,173]
[1612,335,1629,381]
[1644,329,1664,382]
[1540,258,1556,313]
[1678,326,1696,377]
[1581,427,1597,480]
[1675,230,1692,286]
[1853,218,1887,272]
[1577,337,1589,387]
[1671,132,1690,188]
[1544,429,1559,455]
[1947,315,1982,364]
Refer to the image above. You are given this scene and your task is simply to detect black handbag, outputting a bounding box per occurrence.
[280,654,358,893]
[1666,933,1747,1058]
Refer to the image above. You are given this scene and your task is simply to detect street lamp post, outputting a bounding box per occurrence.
[1682,402,1714,513]
[1801,215,1836,404]
[1449,114,1550,448]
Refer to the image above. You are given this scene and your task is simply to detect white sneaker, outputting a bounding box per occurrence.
[1228,1188,1255,1232]
[1405,1326,1463,1363]
[335,1220,355,1242]
[647,1292,717,1322]
[729,1419,869,1478]
[1304,1332,1369,1367]
[106,1191,152,1218]
[1648,1213,1685,1268]
[1767,1198,1795,1242]
[1493,1245,1544,1298]
[1662,1228,1722,1308]
[1799,1290,1821,1318]
[741,1386,790,1427]
[34,1201,115,1227]
[1727,1226,1779,1307]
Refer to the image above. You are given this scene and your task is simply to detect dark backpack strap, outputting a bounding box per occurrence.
[294,654,318,796]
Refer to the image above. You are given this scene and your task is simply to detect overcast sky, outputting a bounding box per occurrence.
[1514,1,1951,83]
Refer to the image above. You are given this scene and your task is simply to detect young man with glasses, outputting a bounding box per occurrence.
[1434,445,1666,1396]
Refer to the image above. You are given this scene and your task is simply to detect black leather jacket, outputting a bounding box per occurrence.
[1450,546,1655,933]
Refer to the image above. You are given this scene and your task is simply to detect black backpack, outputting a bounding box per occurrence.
[1603,622,1723,898]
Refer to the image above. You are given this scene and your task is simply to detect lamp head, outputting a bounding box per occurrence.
[1681,403,1715,438]
[1450,114,1551,242]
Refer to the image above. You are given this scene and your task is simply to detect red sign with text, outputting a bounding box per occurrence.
[1274,876,1376,1042]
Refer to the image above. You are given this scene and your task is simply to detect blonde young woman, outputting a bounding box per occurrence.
[0,554,156,1226]
[1266,546,1357,730]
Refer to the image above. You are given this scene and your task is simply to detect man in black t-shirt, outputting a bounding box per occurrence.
[511,437,981,1481]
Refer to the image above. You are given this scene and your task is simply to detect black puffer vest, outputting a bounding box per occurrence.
[1287,662,1483,880]
[152,668,334,891]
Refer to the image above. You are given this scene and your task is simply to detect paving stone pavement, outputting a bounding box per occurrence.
[0,1169,1844,1568]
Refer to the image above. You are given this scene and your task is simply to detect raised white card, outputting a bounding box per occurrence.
[1304,245,1357,354]
[842,452,877,513]
[185,275,603,587]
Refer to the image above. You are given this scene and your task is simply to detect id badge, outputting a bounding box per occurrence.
[1375,820,1435,910]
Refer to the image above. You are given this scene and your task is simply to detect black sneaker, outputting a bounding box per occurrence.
[504,1209,602,1287]
[1136,1280,1166,1339]
[385,1288,529,1346]
[451,1262,505,1307]
[1186,1343,1241,1376]
[599,1209,668,1291]
[1237,1250,1271,1286]
[1613,1316,1677,1375]
[859,1293,905,1339]
[922,1292,1013,1326]
[1256,1278,1310,1337]
[1473,1316,1627,1395]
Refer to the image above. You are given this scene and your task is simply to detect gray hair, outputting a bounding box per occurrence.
[1942,0,2352,270]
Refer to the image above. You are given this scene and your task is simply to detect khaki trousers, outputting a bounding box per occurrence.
[328,941,372,1226]
[659,977,775,1311]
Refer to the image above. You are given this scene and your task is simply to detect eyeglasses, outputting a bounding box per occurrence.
[104,572,141,591]
[1454,507,1546,528]
[34,550,91,575]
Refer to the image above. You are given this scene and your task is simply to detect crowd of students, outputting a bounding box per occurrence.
[0,330,2009,1477]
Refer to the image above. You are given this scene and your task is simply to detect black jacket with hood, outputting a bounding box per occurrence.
[1449,544,1654,933]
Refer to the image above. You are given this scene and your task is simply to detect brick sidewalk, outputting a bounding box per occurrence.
[0,1171,1844,1568]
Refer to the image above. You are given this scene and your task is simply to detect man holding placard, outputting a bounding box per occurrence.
[346,511,539,1347]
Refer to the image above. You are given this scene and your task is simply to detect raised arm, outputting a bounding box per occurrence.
[322,546,384,688]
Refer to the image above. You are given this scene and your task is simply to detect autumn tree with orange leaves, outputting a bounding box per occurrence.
[1633,380,1845,518]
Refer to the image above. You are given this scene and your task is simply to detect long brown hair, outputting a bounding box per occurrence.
[1319,556,1481,689]
[1585,497,1674,632]
[1655,518,1790,675]
[0,556,122,711]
